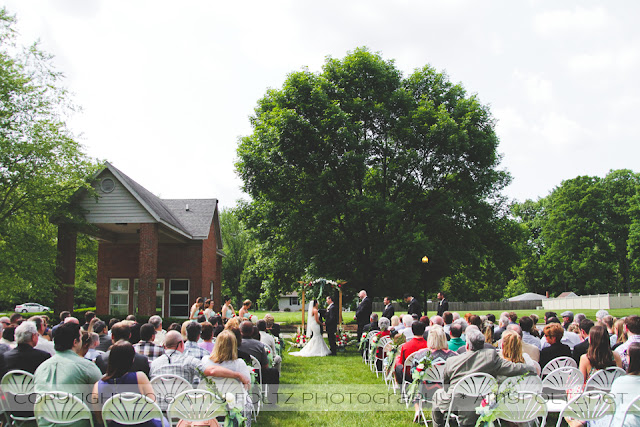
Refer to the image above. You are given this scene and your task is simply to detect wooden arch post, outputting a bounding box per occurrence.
[301,289,306,332]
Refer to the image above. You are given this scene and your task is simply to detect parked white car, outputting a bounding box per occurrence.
[14,303,50,313]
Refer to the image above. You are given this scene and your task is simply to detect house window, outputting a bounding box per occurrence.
[133,279,165,315]
[109,279,129,316]
[169,279,190,317]
[289,297,299,306]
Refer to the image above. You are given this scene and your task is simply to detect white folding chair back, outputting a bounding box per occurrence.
[101,392,164,426]
[362,331,378,363]
[401,349,429,398]
[444,373,497,427]
[541,356,578,376]
[373,337,391,377]
[34,392,94,427]
[556,390,616,427]
[1,370,36,425]
[498,375,543,395]
[541,367,584,396]
[584,366,626,392]
[494,391,547,425]
[150,374,192,411]
[619,394,640,427]
[208,377,246,411]
[167,389,225,424]
[416,362,446,424]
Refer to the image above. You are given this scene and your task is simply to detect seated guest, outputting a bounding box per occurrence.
[93,320,112,352]
[167,323,181,333]
[34,322,102,427]
[96,322,150,376]
[150,331,203,386]
[257,320,281,372]
[184,322,210,360]
[499,330,540,375]
[363,313,380,333]
[394,321,428,384]
[134,323,165,364]
[125,314,141,344]
[149,315,166,346]
[238,321,279,402]
[92,341,169,427]
[225,317,241,331]
[202,330,251,385]
[431,328,535,427]
[0,321,50,377]
[263,314,280,337]
[442,312,453,334]
[30,316,55,356]
[390,315,402,332]
[572,319,595,365]
[401,315,415,341]
[84,332,105,362]
[373,317,392,371]
[457,325,494,354]
[568,323,580,334]
[82,311,95,331]
[578,324,622,384]
[107,318,119,338]
[1,325,15,348]
[540,317,582,350]
[539,322,572,372]
[615,315,640,371]
[427,325,458,362]
[493,316,510,342]
[519,316,541,350]
[503,324,539,363]
[209,315,225,338]
[49,311,69,339]
[199,322,216,353]
[9,313,23,327]
[447,323,465,352]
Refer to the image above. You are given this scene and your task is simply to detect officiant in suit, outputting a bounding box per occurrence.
[355,290,372,338]
[382,297,395,319]
[404,293,422,318]
[321,295,339,356]
[436,292,449,317]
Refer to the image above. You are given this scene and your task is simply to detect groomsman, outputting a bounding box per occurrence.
[436,292,449,317]
[382,297,394,319]
[404,293,422,318]
[355,290,372,338]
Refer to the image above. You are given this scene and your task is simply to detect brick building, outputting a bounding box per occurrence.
[55,162,223,317]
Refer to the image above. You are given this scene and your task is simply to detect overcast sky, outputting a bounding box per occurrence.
[3,1,639,210]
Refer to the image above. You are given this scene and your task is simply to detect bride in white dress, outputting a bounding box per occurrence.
[290,300,331,357]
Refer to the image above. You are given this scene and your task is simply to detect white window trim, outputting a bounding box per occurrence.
[109,278,130,316]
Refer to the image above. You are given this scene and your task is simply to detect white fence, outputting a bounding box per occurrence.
[542,293,640,310]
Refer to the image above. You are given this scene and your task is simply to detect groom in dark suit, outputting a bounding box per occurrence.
[322,295,339,356]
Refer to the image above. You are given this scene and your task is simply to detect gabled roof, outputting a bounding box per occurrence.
[557,292,578,298]
[508,292,547,302]
[92,162,220,242]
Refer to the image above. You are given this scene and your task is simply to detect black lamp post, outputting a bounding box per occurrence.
[422,256,429,316]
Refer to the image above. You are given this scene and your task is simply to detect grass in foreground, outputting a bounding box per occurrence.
[256,344,416,426]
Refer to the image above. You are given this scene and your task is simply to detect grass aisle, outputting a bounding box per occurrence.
[257,344,418,427]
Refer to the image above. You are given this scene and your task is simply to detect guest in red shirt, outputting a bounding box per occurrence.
[394,321,428,383]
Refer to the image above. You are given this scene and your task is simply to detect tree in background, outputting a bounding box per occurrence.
[511,169,640,296]
[237,48,514,301]
[0,8,97,309]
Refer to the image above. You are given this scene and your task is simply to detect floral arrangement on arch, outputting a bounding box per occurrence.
[299,278,345,301]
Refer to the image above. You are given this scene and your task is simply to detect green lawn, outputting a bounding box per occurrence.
[256,344,416,426]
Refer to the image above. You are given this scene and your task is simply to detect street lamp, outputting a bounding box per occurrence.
[422,256,429,316]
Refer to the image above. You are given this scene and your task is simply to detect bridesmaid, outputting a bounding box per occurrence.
[221,296,235,323]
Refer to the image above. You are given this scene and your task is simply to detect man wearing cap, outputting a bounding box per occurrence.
[561,311,574,330]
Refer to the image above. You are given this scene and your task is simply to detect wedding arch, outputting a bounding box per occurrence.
[297,278,347,331]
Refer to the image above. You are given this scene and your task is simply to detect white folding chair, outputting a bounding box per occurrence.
[442,373,497,427]
[34,391,94,427]
[401,349,429,401]
[584,367,626,392]
[373,337,391,377]
[494,391,548,426]
[249,355,265,418]
[362,331,377,364]
[416,362,446,425]
[541,356,578,376]
[1,370,36,426]
[618,394,640,427]
[150,374,193,412]
[167,389,225,426]
[498,374,543,395]
[556,390,616,427]
[101,392,164,426]
[541,366,584,399]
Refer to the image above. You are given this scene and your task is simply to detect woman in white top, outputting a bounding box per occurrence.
[202,330,252,425]
[500,330,541,375]
[203,299,215,319]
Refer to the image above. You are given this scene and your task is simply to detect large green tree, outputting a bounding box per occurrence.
[511,169,640,296]
[0,8,97,308]
[236,48,513,299]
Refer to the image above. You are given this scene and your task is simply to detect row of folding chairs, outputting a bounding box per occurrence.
[0,369,250,426]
